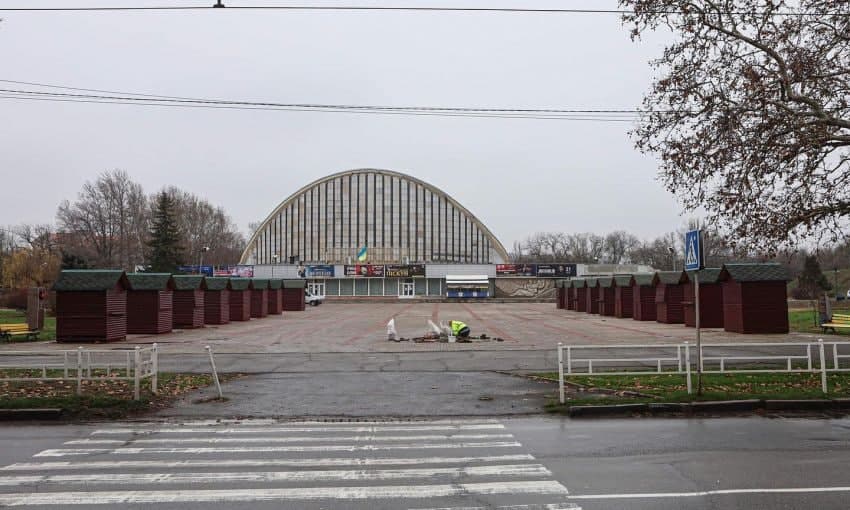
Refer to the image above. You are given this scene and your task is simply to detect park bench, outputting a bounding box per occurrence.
[821,313,850,334]
[0,323,40,341]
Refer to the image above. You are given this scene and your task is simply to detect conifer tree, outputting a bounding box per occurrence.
[147,191,184,272]
[797,255,832,300]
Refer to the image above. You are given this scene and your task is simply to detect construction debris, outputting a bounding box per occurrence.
[388,319,497,345]
[387,318,398,342]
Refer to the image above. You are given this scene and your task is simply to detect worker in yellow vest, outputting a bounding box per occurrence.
[450,320,470,339]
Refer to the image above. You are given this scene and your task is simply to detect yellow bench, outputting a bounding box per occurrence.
[822,313,850,334]
[0,323,40,341]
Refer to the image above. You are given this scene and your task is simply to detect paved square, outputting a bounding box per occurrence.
[4,303,827,354]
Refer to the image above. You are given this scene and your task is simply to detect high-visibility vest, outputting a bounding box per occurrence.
[450,321,467,335]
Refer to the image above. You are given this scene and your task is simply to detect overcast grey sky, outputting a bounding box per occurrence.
[0,0,682,248]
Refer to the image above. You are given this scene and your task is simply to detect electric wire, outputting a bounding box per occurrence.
[0,4,842,16]
[0,87,643,115]
[0,94,639,121]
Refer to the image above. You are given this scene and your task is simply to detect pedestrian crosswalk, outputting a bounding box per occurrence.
[0,419,579,509]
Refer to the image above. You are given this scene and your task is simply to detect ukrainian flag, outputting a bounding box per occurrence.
[357,246,367,262]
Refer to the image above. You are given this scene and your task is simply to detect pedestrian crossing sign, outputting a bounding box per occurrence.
[684,229,703,271]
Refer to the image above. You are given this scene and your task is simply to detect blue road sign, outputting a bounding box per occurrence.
[684,229,703,271]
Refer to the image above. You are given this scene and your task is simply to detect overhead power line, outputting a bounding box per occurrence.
[0,86,643,115]
[0,94,637,121]
[0,81,648,121]
[0,4,841,16]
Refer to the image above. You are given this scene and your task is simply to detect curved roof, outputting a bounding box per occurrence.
[239,168,509,265]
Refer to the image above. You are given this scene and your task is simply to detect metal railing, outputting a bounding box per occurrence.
[556,340,850,403]
[0,344,158,400]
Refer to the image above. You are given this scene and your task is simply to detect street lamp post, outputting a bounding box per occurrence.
[668,246,676,271]
[198,246,210,276]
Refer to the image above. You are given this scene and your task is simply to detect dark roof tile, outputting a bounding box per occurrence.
[251,278,270,289]
[613,275,633,287]
[686,268,722,284]
[53,270,128,292]
[204,277,230,291]
[172,275,206,291]
[653,271,686,285]
[126,273,174,291]
[598,277,615,288]
[631,274,655,286]
[229,278,253,291]
[720,263,791,282]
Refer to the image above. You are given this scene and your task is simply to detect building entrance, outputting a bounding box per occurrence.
[399,280,415,298]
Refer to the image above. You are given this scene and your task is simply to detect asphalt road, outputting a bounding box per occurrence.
[155,371,558,418]
[0,416,847,509]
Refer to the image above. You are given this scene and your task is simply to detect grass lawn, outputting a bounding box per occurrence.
[0,370,239,418]
[536,372,850,410]
[0,308,55,341]
[789,307,850,335]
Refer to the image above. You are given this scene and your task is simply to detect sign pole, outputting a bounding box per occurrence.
[695,271,702,395]
[684,228,704,396]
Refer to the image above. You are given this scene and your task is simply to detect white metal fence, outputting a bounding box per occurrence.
[556,340,850,403]
[0,344,158,400]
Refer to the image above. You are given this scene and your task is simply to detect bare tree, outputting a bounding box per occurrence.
[622,0,850,253]
[564,233,605,262]
[603,230,641,264]
[13,224,55,251]
[56,169,148,270]
[629,232,681,269]
[163,187,246,266]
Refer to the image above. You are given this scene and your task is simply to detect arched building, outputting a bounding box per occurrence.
[240,169,509,265]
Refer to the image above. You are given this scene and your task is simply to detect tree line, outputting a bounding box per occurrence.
[0,169,245,289]
[511,224,850,300]
[510,222,745,269]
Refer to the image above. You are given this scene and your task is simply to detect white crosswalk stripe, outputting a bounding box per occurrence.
[90,423,506,434]
[0,464,552,486]
[35,441,524,456]
[1,454,536,471]
[0,419,574,509]
[65,433,515,444]
[0,481,570,505]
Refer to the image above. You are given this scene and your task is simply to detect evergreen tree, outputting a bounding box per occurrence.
[147,192,184,273]
[797,255,832,300]
[60,250,90,270]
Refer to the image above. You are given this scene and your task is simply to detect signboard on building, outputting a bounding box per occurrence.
[385,264,426,278]
[212,265,254,277]
[205,266,254,278]
[306,265,335,277]
[178,265,214,277]
[496,264,517,276]
[344,264,385,277]
[514,264,537,276]
[536,264,577,278]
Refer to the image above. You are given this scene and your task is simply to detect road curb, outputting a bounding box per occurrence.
[566,398,850,418]
[833,398,850,409]
[568,403,648,417]
[647,402,690,414]
[689,399,762,413]
[763,399,835,411]
[0,408,64,421]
